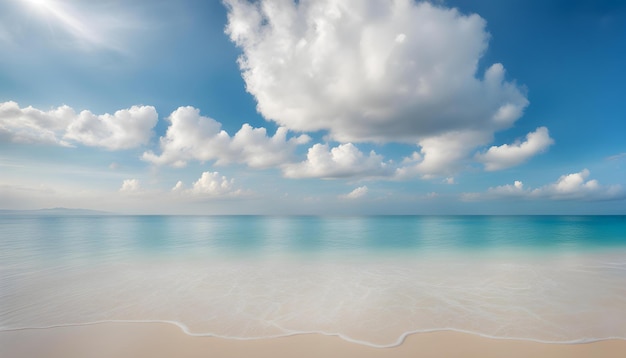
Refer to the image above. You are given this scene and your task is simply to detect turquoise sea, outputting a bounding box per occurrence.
[1,215,626,346]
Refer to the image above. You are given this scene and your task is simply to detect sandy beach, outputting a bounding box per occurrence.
[1,322,625,358]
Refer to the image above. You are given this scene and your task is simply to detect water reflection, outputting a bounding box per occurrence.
[1,215,625,265]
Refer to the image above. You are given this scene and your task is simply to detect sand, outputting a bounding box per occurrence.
[1,322,625,358]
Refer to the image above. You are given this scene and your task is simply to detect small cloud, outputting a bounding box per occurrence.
[476,127,554,171]
[109,162,119,170]
[534,169,622,200]
[487,180,526,197]
[119,179,141,193]
[191,171,240,196]
[426,192,439,198]
[171,181,184,192]
[444,177,455,185]
[606,152,626,161]
[283,143,392,179]
[340,186,369,200]
[172,172,247,198]
[465,169,624,201]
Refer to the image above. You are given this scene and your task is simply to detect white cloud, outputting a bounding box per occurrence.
[283,143,391,179]
[395,130,491,178]
[486,180,526,197]
[171,180,184,192]
[535,169,622,200]
[191,172,239,196]
[64,105,158,150]
[340,185,368,199]
[468,170,624,201]
[476,127,554,171]
[109,173,249,205]
[606,152,626,161]
[225,0,531,176]
[119,179,141,193]
[142,106,310,168]
[176,171,244,197]
[0,101,157,150]
[0,101,73,146]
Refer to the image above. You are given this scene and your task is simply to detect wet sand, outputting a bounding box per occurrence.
[1,322,625,358]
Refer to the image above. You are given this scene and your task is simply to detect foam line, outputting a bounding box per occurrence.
[1,320,625,349]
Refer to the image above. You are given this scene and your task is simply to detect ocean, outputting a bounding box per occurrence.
[1,215,625,347]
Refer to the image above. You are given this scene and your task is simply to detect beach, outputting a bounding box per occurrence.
[3,0,625,354]
[2,322,626,358]
[2,215,626,356]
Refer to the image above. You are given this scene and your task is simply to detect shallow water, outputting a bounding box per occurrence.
[1,215,625,346]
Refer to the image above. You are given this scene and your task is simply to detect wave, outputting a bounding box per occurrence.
[2,320,625,348]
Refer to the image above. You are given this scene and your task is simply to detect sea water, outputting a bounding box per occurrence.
[1,215,625,346]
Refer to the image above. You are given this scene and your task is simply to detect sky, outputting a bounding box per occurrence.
[0,0,625,215]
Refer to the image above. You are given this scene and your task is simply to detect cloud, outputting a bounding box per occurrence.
[606,152,626,161]
[486,180,527,197]
[142,106,310,168]
[225,0,531,176]
[173,171,245,197]
[283,143,391,179]
[340,185,368,199]
[0,101,73,146]
[535,169,623,200]
[64,105,158,150]
[476,127,554,171]
[225,0,529,141]
[466,169,624,201]
[0,101,157,150]
[119,179,141,193]
[171,180,184,192]
[395,130,491,178]
[191,172,240,196]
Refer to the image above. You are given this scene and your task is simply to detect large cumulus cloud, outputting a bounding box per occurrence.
[225,0,530,147]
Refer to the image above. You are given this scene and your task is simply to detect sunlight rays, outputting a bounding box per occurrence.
[19,0,122,51]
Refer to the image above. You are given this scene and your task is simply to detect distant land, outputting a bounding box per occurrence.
[0,208,113,216]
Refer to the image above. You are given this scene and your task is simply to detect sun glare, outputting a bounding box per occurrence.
[22,0,55,12]
[18,0,105,48]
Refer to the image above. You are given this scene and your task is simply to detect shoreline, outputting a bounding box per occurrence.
[2,322,626,358]
[2,320,624,347]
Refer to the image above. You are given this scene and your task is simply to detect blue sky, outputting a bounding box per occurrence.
[1,0,625,214]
